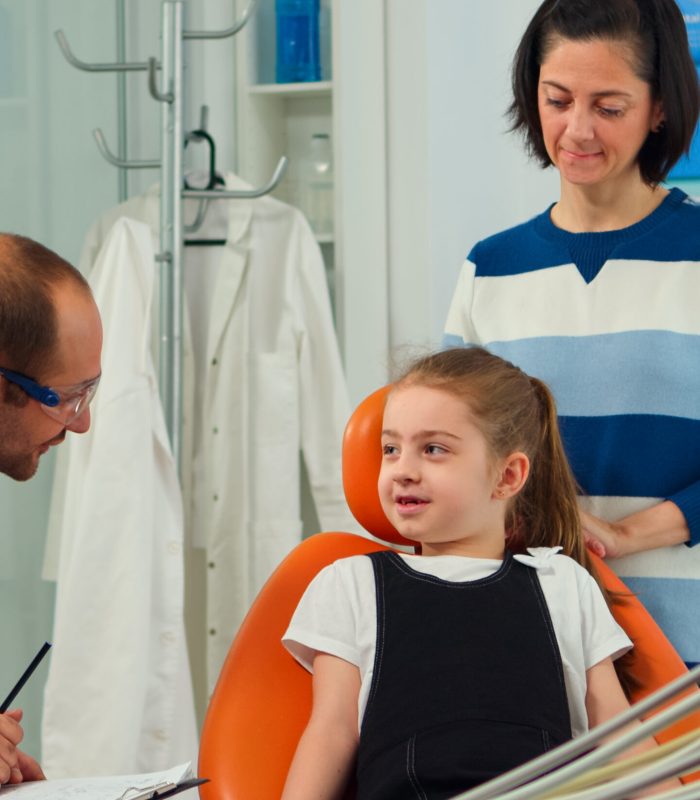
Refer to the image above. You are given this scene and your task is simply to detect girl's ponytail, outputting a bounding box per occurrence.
[522,376,637,694]
[513,377,597,575]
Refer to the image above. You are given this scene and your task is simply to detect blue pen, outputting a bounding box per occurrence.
[0,642,52,714]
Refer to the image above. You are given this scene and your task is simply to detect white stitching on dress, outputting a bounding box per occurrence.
[406,735,429,800]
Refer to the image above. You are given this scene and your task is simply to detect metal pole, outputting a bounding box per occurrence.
[116,0,128,201]
[159,0,184,466]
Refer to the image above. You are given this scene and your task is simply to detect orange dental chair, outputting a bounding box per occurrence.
[198,386,700,799]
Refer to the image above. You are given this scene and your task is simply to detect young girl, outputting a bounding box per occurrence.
[281,347,652,800]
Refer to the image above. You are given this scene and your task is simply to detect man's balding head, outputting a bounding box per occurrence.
[0,233,92,377]
[0,234,102,480]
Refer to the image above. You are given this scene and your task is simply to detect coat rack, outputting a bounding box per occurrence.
[56,0,288,466]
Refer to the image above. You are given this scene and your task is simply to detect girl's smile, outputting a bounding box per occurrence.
[393,493,431,515]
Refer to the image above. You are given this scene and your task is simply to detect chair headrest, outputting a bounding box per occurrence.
[342,385,417,548]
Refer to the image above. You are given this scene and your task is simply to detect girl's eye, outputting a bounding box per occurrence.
[426,444,447,455]
[382,444,398,456]
[545,97,568,109]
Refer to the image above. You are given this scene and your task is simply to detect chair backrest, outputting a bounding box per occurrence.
[198,386,700,798]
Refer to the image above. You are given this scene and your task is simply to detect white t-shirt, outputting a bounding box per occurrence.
[283,547,632,738]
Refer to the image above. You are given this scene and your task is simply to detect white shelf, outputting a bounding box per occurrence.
[248,81,333,98]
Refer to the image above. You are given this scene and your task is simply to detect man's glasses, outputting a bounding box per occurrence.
[0,367,100,426]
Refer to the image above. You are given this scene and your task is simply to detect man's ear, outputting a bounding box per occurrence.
[493,452,530,499]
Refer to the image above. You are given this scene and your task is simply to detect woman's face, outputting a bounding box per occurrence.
[537,37,664,191]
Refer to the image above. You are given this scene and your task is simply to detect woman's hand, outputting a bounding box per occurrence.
[580,501,690,559]
[580,511,627,558]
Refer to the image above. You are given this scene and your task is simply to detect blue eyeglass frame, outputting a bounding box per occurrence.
[0,367,60,407]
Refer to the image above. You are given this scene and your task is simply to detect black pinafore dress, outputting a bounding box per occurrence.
[356,551,572,800]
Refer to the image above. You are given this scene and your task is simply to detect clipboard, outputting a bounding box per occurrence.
[0,763,206,799]
[121,776,209,800]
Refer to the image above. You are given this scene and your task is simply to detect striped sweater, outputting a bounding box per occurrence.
[443,187,700,667]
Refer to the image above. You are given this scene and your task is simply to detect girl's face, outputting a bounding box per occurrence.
[537,37,664,192]
[378,384,508,558]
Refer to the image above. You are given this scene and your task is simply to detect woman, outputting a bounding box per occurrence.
[443,0,700,668]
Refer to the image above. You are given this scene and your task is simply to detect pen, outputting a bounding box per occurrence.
[0,642,52,714]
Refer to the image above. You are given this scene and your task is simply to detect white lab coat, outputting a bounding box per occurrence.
[68,174,360,691]
[42,219,198,777]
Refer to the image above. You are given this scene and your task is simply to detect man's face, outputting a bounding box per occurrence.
[0,282,102,481]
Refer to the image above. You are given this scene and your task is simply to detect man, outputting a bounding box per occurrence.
[0,233,103,784]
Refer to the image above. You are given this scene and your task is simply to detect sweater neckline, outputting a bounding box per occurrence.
[535,187,685,243]
[533,187,686,283]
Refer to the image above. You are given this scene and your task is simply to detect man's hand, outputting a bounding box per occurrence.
[0,709,24,784]
[16,750,45,782]
[0,710,45,784]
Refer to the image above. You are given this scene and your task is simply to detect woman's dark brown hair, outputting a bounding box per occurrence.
[509,0,700,185]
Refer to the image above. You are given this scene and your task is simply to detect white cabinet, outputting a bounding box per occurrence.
[233,0,390,406]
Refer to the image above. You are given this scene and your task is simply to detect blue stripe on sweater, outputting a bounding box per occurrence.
[469,188,700,277]
[619,577,700,663]
[485,332,700,420]
[559,415,700,498]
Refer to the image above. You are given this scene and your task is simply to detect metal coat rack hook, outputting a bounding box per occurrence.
[182,156,289,200]
[148,57,174,103]
[93,129,160,169]
[183,0,259,40]
[54,29,158,73]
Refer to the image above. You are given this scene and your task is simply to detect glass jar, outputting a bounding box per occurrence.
[301,133,334,237]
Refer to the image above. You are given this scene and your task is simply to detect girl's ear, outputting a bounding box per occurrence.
[494,452,530,499]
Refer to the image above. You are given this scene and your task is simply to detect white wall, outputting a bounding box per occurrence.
[0,0,126,759]
[385,1,430,357]
[333,0,391,405]
[384,0,559,353]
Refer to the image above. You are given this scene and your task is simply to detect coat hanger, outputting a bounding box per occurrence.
[184,128,227,247]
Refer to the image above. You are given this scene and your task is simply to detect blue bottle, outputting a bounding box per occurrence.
[275,0,321,83]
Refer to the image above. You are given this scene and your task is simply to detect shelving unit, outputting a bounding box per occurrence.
[232,0,390,410]
[232,0,336,308]
[248,79,332,96]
